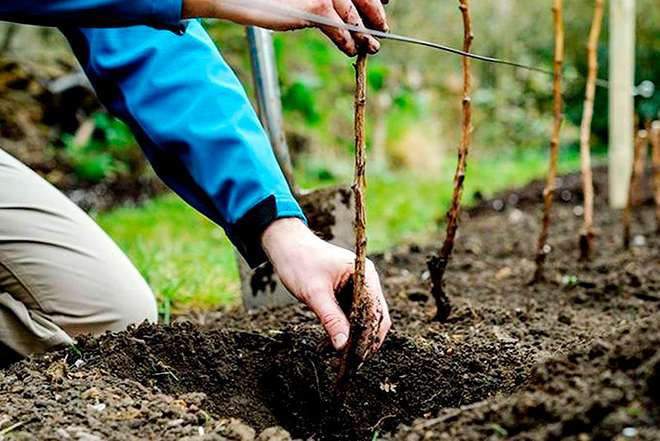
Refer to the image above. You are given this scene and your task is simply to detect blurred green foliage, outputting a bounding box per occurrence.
[206,0,658,172]
[62,112,138,183]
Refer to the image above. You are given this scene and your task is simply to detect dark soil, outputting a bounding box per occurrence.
[1,167,660,440]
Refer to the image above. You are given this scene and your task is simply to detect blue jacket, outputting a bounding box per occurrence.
[1,1,305,268]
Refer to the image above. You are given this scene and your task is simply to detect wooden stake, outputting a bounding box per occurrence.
[534,0,564,281]
[578,0,604,262]
[650,121,660,232]
[334,51,373,403]
[608,0,636,208]
[427,0,473,322]
[623,130,648,249]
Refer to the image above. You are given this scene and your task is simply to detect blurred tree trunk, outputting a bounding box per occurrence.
[1,25,19,54]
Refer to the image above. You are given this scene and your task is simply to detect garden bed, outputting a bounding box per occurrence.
[1,169,659,440]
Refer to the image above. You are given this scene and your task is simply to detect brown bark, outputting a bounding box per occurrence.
[650,121,660,232]
[534,0,564,281]
[578,0,604,262]
[334,51,371,403]
[427,0,473,322]
[623,130,649,249]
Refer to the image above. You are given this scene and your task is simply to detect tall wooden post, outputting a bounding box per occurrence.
[608,0,636,208]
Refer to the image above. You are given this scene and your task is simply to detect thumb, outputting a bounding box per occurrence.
[306,289,351,351]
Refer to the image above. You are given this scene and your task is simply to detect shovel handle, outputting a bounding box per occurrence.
[247,26,297,193]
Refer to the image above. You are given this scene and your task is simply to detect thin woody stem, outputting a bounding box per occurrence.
[578,0,604,261]
[334,50,369,403]
[650,121,660,232]
[427,0,473,322]
[623,130,648,249]
[534,0,564,281]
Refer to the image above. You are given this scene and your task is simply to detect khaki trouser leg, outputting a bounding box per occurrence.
[0,148,158,358]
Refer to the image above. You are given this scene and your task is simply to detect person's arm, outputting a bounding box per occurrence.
[0,0,184,32]
[61,22,303,267]
[60,21,390,355]
[2,0,387,55]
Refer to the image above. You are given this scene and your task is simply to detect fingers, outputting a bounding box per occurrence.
[332,0,380,54]
[303,284,352,351]
[352,0,389,32]
[314,3,358,56]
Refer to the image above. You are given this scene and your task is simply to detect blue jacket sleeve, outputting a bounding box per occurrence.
[60,22,306,268]
[1,0,184,33]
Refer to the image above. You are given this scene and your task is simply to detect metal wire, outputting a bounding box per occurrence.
[219,0,575,78]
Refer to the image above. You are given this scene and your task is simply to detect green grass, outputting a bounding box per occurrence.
[94,197,240,315]
[95,149,585,314]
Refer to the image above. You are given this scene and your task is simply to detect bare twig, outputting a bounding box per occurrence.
[427,0,473,322]
[650,121,660,232]
[578,0,604,262]
[623,130,648,249]
[534,0,564,281]
[334,51,370,404]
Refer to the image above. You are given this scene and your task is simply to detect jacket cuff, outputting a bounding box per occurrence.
[151,0,187,34]
[229,195,307,268]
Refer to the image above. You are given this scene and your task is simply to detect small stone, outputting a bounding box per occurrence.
[75,431,102,441]
[88,403,106,412]
[496,267,513,280]
[421,270,431,281]
[508,209,524,224]
[54,428,71,439]
[257,426,292,441]
[542,244,552,254]
[493,199,505,212]
[82,387,100,400]
[632,235,647,248]
[573,206,585,217]
[622,427,638,438]
[166,419,184,428]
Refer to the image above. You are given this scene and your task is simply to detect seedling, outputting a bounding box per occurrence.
[623,130,649,249]
[650,121,660,232]
[534,0,564,281]
[334,51,372,404]
[427,0,474,322]
[578,0,604,261]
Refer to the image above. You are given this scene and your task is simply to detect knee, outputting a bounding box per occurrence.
[103,280,158,331]
[57,272,159,337]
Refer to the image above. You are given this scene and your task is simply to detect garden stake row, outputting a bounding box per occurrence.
[623,130,649,249]
[651,121,660,232]
[333,50,373,406]
[427,0,473,323]
[534,0,564,282]
[578,0,604,262]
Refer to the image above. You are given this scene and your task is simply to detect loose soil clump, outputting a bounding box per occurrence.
[1,168,660,440]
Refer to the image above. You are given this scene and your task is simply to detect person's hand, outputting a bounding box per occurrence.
[261,217,391,360]
[182,0,390,56]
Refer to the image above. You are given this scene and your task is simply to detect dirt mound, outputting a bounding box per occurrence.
[2,167,660,439]
[57,321,528,440]
[395,315,660,440]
